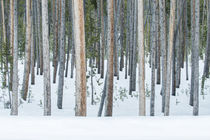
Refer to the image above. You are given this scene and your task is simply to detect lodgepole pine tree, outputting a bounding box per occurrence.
[42,0,51,116]
[21,0,31,101]
[164,0,176,116]
[11,0,18,115]
[104,0,114,116]
[73,0,87,116]
[138,0,145,116]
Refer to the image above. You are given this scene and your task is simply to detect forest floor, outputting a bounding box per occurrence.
[0,59,209,116]
[0,59,209,139]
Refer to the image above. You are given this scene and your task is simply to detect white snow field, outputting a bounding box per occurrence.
[0,59,209,139]
[0,116,210,140]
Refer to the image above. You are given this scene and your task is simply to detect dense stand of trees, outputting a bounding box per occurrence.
[0,0,209,116]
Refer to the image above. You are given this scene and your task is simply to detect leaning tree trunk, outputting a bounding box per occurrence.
[73,0,87,116]
[164,0,176,116]
[21,0,31,101]
[104,0,114,116]
[42,0,51,116]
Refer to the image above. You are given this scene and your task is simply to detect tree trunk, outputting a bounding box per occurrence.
[203,0,210,78]
[159,0,167,113]
[57,0,65,109]
[138,0,145,116]
[100,0,105,78]
[37,0,43,75]
[150,0,157,116]
[104,0,114,116]
[21,0,31,101]
[11,0,18,115]
[164,0,176,116]
[73,0,87,116]
[53,0,59,83]
[31,1,35,85]
[42,0,51,116]
[193,0,199,116]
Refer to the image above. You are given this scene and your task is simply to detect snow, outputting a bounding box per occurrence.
[0,116,210,140]
[0,58,210,139]
[0,59,207,116]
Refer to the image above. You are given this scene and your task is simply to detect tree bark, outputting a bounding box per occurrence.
[150,0,157,116]
[42,0,51,116]
[57,0,65,109]
[21,0,31,101]
[164,0,176,116]
[104,0,114,116]
[138,0,145,116]
[159,0,167,113]
[73,0,87,116]
[11,0,18,115]
[193,0,199,116]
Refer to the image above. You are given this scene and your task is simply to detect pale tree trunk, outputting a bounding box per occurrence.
[104,0,114,116]
[193,0,199,116]
[150,0,157,116]
[73,0,87,116]
[21,0,31,101]
[159,0,167,113]
[57,0,65,109]
[138,0,145,116]
[164,0,176,116]
[11,0,18,115]
[98,72,107,116]
[42,0,51,116]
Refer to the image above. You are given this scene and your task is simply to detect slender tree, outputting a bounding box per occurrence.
[193,0,199,116]
[203,0,210,78]
[164,0,176,116]
[159,0,167,112]
[21,0,31,101]
[11,0,18,115]
[138,0,145,116]
[73,0,87,116]
[104,0,114,116]
[100,0,105,78]
[150,0,157,116]
[42,0,51,116]
[57,0,65,109]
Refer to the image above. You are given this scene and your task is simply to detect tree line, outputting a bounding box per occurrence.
[0,0,209,116]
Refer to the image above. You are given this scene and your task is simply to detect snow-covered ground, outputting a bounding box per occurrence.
[0,59,210,139]
[0,116,210,140]
[0,59,209,116]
